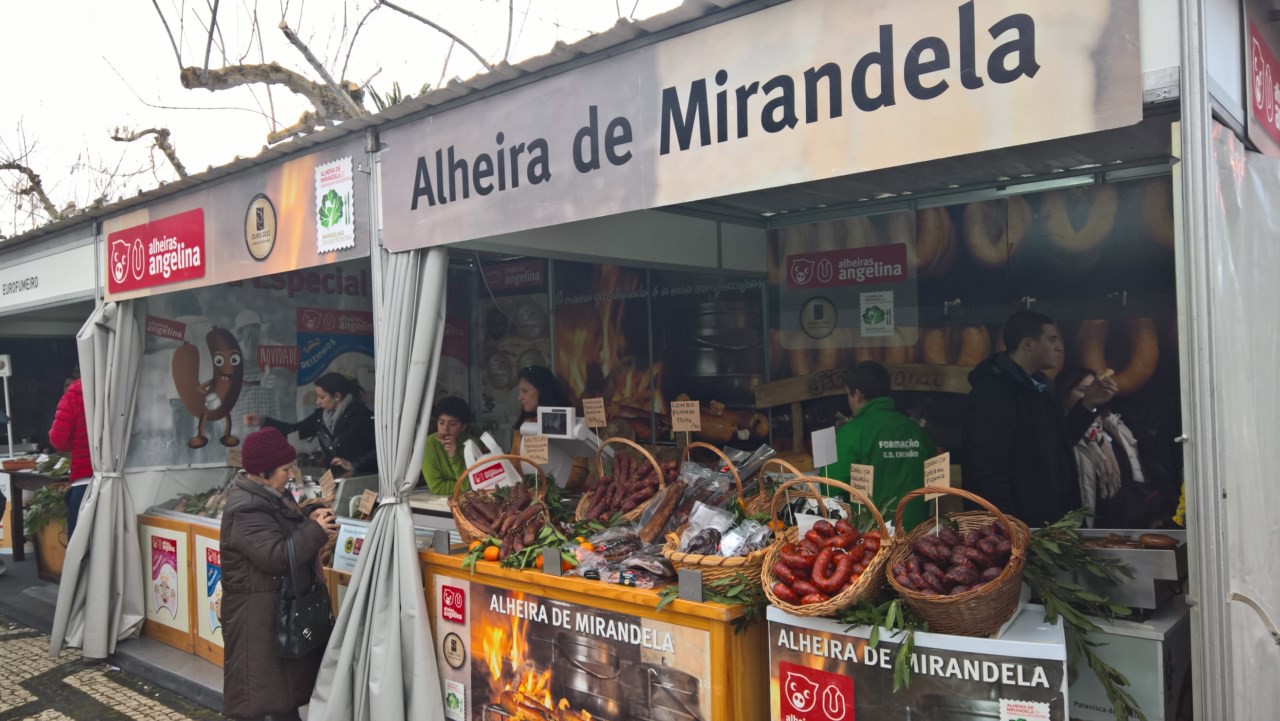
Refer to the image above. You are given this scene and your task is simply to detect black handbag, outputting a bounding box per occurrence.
[275,535,334,658]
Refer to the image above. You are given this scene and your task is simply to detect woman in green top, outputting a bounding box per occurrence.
[421,397,480,494]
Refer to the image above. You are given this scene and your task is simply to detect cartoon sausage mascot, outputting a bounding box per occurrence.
[172,328,244,449]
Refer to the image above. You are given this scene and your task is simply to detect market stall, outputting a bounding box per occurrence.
[49,132,377,661]
[0,222,98,568]
[359,0,1202,718]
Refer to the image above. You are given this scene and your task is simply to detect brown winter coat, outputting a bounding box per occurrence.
[219,475,330,719]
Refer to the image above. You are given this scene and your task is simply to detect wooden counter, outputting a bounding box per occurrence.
[420,549,768,721]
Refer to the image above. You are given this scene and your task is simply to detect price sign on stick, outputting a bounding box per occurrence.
[670,400,701,433]
[924,452,951,501]
[582,398,607,428]
[358,489,378,517]
[521,434,550,465]
[226,447,242,468]
[849,464,875,503]
[318,469,336,500]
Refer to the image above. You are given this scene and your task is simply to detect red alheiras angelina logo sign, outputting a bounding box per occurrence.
[107,208,207,294]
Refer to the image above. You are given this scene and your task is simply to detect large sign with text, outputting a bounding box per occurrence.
[432,573,712,721]
[769,607,1067,720]
[381,0,1141,250]
[0,243,96,313]
[107,209,207,294]
[102,137,370,301]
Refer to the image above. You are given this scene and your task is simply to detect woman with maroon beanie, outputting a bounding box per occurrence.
[220,427,337,721]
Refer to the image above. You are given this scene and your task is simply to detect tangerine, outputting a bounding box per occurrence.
[483,545,500,562]
[468,540,482,552]
[535,555,545,570]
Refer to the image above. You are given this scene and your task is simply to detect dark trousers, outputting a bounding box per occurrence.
[66,484,88,538]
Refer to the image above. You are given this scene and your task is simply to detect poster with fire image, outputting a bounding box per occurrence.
[768,607,1066,721]
[434,574,712,721]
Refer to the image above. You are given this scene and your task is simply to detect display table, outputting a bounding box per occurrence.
[5,472,65,562]
[768,604,1068,720]
[1068,597,1192,721]
[138,513,197,654]
[420,550,769,721]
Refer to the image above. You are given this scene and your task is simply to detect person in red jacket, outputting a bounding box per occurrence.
[49,378,92,537]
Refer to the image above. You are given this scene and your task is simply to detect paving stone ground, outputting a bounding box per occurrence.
[0,614,223,721]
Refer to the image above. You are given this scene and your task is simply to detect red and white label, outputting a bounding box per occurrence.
[441,585,466,624]
[469,461,509,491]
[482,259,545,292]
[152,537,177,554]
[107,208,206,294]
[258,345,301,372]
[206,547,221,566]
[786,244,908,290]
[297,308,374,335]
[145,315,186,341]
[1251,22,1280,148]
[778,661,854,721]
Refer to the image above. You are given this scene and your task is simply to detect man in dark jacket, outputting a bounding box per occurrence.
[962,311,1117,526]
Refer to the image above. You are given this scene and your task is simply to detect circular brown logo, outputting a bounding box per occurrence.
[244,194,278,261]
[800,297,837,340]
[443,632,466,669]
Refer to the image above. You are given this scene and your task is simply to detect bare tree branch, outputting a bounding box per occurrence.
[180,62,363,122]
[506,0,515,62]
[150,0,185,70]
[266,110,326,144]
[0,163,61,221]
[278,20,366,117]
[110,127,190,178]
[341,3,381,83]
[437,40,455,89]
[379,0,494,72]
[204,0,221,74]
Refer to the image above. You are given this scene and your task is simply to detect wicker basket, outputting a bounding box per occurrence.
[745,458,809,516]
[661,523,772,589]
[885,487,1030,638]
[575,437,667,523]
[449,455,547,546]
[760,475,891,617]
[680,440,744,503]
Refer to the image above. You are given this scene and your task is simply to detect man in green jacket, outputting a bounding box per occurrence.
[421,397,480,494]
[830,361,935,532]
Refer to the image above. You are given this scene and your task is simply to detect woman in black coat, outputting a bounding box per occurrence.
[221,427,337,720]
[245,372,377,476]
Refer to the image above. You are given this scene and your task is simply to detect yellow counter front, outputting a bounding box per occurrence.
[419,550,768,721]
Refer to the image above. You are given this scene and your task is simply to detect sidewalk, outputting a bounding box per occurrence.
[0,558,224,715]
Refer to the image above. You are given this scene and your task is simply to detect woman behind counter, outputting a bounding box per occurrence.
[220,427,337,721]
[512,365,588,490]
[244,372,377,476]
[421,396,479,494]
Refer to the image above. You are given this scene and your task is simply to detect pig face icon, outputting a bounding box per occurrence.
[111,239,131,284]
[784,671,819,713]
[790,258,816,286]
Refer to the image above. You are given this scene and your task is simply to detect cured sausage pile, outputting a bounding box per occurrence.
[893,522,1012,596]
[582,454,679,521]
[769,519,882,605]
[458,484,547,559]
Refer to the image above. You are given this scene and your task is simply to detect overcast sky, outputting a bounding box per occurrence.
[0,0,680,238]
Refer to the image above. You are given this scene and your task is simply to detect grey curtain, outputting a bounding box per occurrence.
[49,301,145,657]
[309,247,448,720]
